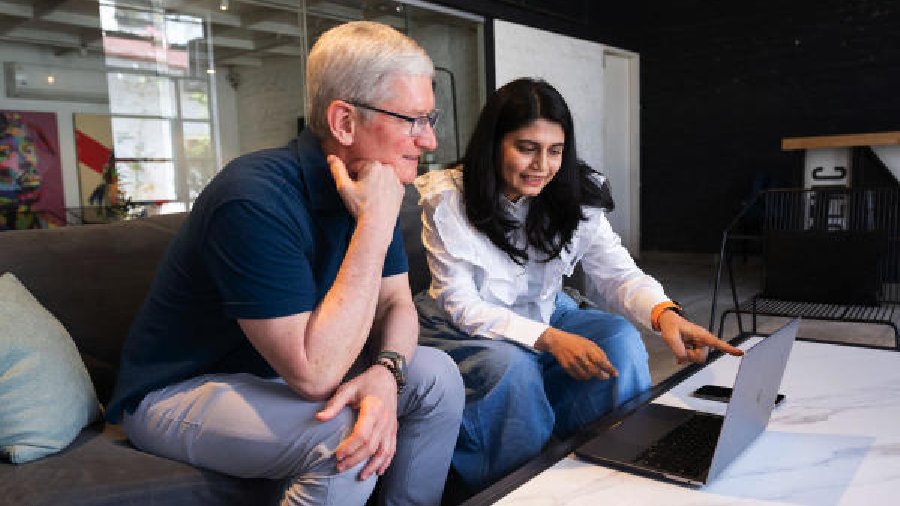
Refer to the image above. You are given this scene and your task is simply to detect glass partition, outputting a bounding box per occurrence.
[0,0,484,229]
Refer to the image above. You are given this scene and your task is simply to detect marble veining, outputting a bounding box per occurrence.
[497,339,900,505]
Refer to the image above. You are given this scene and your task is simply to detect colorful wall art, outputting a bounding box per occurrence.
[0,110,64,230]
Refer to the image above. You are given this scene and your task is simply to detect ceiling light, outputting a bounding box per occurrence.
[219,0,229,11]
[47,75,55,85]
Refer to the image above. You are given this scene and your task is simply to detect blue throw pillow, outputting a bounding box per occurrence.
[0,273,101,464]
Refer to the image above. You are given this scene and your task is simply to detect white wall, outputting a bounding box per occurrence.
[602,52,639,255]
[494,19,606,187]
[229,55,305,155]
[213,68,240,166]
[492,20,641,255]
[0,43,109,209]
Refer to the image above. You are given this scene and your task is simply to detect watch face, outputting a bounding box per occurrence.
[391,357,407,384]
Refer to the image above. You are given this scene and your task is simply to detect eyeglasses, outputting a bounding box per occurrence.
[349,101,441,137]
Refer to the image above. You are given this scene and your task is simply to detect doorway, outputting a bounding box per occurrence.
[603,49,641,256]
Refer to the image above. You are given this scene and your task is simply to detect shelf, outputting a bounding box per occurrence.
[782,131,900,151]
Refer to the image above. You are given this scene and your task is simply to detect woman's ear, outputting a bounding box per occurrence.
[326,100,355,146]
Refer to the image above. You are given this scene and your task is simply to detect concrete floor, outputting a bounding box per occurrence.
[635,252,898,384]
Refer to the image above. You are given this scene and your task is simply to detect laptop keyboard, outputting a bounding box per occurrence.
[634,413,723,478]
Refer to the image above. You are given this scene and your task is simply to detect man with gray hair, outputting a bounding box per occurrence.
[107,21,464,505]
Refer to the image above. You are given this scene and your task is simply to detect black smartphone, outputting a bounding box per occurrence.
[692,385,785,406]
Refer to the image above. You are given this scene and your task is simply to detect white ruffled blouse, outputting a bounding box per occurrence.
[414,167,670,348]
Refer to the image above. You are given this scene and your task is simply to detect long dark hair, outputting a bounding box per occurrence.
[462,78,612,265]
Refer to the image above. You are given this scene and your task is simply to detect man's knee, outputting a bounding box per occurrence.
[287,458,377,506]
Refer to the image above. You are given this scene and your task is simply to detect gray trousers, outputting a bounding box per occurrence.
[122,346,464,506]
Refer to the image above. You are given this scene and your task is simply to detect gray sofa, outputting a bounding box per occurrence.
[0,187,433,505]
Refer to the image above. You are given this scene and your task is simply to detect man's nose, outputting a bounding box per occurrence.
[415,122,438,151]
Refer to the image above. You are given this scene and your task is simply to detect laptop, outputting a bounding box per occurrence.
[575,318,799,485]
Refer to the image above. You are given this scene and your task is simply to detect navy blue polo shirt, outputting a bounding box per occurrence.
[106,130,408,423]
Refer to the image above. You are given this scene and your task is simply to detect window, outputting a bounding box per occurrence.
[0,0,484,227]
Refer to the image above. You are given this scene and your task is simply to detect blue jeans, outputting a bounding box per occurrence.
[416,291,651,491]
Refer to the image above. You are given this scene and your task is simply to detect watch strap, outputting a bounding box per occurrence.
[651,300,685,331]
[374,350,407,393]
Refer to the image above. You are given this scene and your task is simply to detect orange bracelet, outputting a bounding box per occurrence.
[651,301,683,331]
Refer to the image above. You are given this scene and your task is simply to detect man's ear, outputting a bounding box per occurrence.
[326,100,356,146]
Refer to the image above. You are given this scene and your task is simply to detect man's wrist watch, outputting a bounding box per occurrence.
[374,350,407,393]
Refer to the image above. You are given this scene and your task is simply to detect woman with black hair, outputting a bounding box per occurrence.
[414,77,742,492]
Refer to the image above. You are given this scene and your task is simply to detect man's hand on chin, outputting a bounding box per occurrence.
[328,155,403,226]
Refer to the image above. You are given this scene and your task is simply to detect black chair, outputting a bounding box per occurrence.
[710,186,899,349]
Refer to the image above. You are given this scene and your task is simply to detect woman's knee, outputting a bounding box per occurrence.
[601,322,651,393]
[406,346,465,416]
[571,313,649,388]
[468,344,553,426]
[604,319,649,366]
[472,341,544,392]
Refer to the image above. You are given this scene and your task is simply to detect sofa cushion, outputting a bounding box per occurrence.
[0,213,186,405]
[0,273,101,463]
[0,423,284,506]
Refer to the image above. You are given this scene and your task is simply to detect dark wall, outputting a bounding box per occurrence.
[637,0,900,252]
[434,1,637,54]
[436,0,900,253]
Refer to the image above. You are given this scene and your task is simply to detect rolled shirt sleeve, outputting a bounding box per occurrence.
[578,208,670,331]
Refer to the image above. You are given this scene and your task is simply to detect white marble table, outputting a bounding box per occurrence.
[496,338,900,506]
